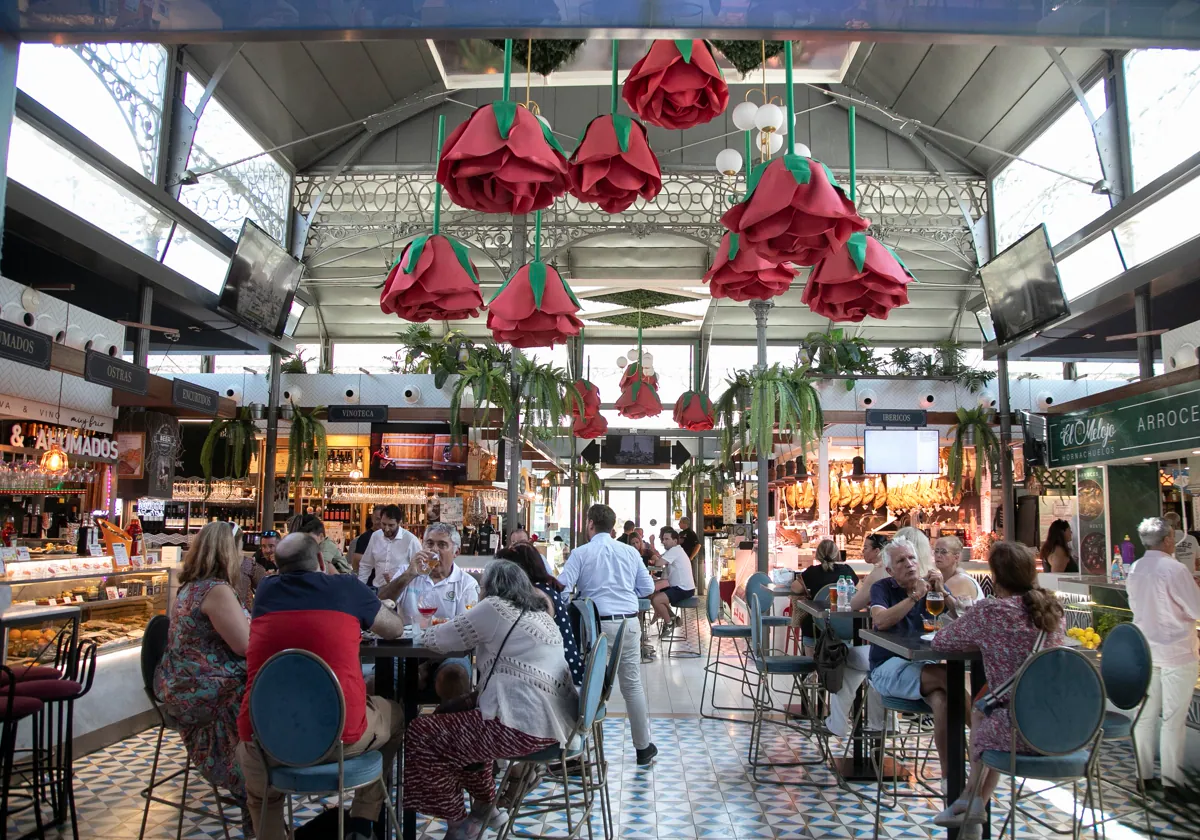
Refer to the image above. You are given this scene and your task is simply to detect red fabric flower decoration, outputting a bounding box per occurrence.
[674,391,715,431]
[568,114,662,213]
[622,40,728,130]
[487,261,583,348]
[573,412,609,439]
[436,101,569,215]
[572,380,602,420]
[379,234,483,321]
[704,232,796,302]
[803,232,915,322]
[616,366,662,420]
[721,155,869,266]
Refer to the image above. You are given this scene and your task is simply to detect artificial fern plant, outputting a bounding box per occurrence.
[199,408,258,496]
[287,404,329,494]
[714,364,823,467]
[947,406,1001,494]
[576,462,601,513]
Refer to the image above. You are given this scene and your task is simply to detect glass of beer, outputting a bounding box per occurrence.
[828,585,839,611]
[926,591,945,629]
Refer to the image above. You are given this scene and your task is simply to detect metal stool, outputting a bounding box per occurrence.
[872,694,940,834]
[662,596,702,658]
[700,579,755,722]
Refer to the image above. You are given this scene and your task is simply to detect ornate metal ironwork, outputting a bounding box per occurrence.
[180,143,292,243]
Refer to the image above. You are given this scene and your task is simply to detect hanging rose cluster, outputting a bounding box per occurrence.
[572,379,608,439]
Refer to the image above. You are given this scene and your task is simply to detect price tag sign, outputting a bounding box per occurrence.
[15,547,30,563]
[104,586,119,600]
[0,547,15,573]
[88,545,103,557]
[112,544,129,567]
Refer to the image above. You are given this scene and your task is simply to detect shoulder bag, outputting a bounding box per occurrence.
[435,608,527,715]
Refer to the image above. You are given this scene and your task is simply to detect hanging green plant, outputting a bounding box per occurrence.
[448,344,516,443]
[514,355,583,440]
[798,328,878,389]
[947,406,1001,494]
[714,364,823,466]
[280,350,310,374]
[287,404,329,494]
[199,408,258,497]
[670,461,722,514]
[709,39,787,75]
[576,462,601,512]
[485,39,586,76]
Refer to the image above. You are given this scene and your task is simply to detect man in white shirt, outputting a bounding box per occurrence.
[649,527,697,627]
[558,504,658,766]
[357,504,421,590]
[1127,517,1200,799]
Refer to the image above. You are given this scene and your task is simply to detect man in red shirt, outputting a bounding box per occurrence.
[236,533,407,840]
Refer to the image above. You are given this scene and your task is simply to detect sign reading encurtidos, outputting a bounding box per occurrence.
[171,379,219,415]
[1048,381,1200,466]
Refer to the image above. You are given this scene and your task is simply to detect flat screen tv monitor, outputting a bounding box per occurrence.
[978,224,1069,346]
[603,435,661,467]
[864,429,940,474]
[369,422,467,481]
[217,219,304,339]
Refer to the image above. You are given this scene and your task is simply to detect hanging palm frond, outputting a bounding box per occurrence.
[287,405,329,494]
[199,407,258,497]
[714,364,823,466]
[947,406,1001,494]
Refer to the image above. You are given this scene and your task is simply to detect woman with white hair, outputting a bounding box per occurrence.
[1127,517,1200,799]
[933,535,984,616]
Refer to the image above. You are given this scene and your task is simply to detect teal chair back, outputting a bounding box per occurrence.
[572,597,599,654]
[580,634,609,732]
[706,577,722,624]
[599,621,626,706]
[813,583,835,604]
[745,572,773,617]
[748,589,765,659]
[1011,647,1104,755]
[1100,623,1152,711]
[249,649,345,768]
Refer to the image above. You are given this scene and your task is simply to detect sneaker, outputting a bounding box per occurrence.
[635,743,658,766]
[933,800,969,827]
[823,711,850,739]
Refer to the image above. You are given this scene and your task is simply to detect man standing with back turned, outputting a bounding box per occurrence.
[558,503,658,765]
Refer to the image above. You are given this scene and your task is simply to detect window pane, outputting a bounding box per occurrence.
[1124,49,1200,189]
[709,345,795,400]
[606,490,636,531]
[640,490,668,534]
[179,74,291,244]
[332,343,403,373]
[214,355,272,373]
[1114,176,1200,269]
[17,43,168,181]
[1055,234,1125,300]
[7,117,173,258]
[161,226,231,294]
[146,354,204,375]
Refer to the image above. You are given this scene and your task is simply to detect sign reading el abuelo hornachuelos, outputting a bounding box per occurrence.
[1047,380,1200,467]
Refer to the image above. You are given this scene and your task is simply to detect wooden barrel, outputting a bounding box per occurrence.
[432,433,467,473]
[380,433,433,469]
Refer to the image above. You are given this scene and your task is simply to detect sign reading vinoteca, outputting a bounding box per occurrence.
[1047,381,1200,466]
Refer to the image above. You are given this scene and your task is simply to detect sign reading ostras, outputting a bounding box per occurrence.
[7,422,119,461]
[1047,381,1200,467]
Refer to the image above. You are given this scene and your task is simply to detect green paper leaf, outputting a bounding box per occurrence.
[682,392,695,410]
[540,117,566,156]
[446,236,481,285]
[674,39,694,63]
[563,276,582,308]
[401,234,431,274]
[847,231,868,273]
[728,232,740,260]
[612,114,633,154]
[632,380,642,399]
[829,328,844,342]
[821,162,839,187]
[746,160,771,194]
[529,260,548,308]
[493,100,517,140]
[783,154,814,185]
[884,243,915,278]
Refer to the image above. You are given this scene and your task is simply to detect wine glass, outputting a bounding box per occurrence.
[417,587,441,628]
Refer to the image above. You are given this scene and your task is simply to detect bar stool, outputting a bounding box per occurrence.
[661,595,702,658]
[872,693,939,833]
[700,578,755,722]
[0,666,45,840]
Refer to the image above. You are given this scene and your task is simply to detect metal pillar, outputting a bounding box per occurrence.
[997,351,1014,541]
[200,355,216,374]
[134,280,153,368]
[0,39,17,257]
[261,351,282,530]
[1135,287,1154,379]
[750,299,773,572]
[504,216,528,538]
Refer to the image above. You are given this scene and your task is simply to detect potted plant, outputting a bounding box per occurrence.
[448,343,516,442]
[280,349,310,374]
[287,404,329,494]
[576,462,601,512]
[798,328,878,389]
[513,355,582,439]
[714,364,823,466]
[670,461,722,515]
[398,324,473,388]
[199,408,258,496]
[947,406,1001,493]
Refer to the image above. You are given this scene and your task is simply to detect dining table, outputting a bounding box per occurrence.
[858,627,989,840]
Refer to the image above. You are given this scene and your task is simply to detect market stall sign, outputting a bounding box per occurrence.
[865,409,927,427]
[327,405,388,423]
[1048,380,1200,466]
[0,321,52,369]
[84,352,148,395]
[4,421,118,461]
[171,379,219,415]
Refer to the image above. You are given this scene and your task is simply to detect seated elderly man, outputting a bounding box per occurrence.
[236,533,407,840]
[378,523,480,703]
[868,536,958,778]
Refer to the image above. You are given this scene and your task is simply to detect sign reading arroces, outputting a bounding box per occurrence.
[1048,380,1200,466]
[84,351,148,395]
[0,321,52,369]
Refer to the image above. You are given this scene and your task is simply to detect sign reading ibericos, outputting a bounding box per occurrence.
[1047,380,1200,466]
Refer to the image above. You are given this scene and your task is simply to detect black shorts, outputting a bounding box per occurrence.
[661,586,696,606]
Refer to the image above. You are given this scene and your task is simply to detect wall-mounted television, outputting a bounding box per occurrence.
[864,429,940,474]
[978,224,1070,346]
[217,219,304,339]
[602,435,668,468]
[369,422,467,481]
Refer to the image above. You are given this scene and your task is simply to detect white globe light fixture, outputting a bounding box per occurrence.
[627,348,638,362]
[778,112,796,136]
[715,148,743,177]
[640,352,654,367]
[732,101,759,132]
[757,131,784,156]
[616,356,628,368]
[754,103,784,134]
[794,142,812,158]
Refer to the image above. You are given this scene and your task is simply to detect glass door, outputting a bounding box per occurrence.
[605,489,637,536]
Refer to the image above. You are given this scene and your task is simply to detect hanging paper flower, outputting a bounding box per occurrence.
[721,155,869,266]
[622,39,728,130]
[673,390,715,431]
[573,412,609,439]
[572,379,602,420]
[568,114,663,213]
[704,232,796,302]
[619,361,657,390]
[487,261,583,347]
[616,367,662,419]
[379,234,483,321]
[803,232,915,322]
[436,102,569,215]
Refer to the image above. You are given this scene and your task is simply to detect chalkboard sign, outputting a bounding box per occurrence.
[171,379,219,415]
[84,352,148,395]
[0,321,52,369]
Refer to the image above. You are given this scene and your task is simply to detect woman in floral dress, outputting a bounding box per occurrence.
[932,541,1066,837]
[155,522,251,820]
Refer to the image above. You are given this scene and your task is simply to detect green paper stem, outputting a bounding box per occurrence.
[611,40,619,115]
[743,130,752,198]
[534,210,542,262]
[848,105,857,202]
[433,115,445,235]
[784,41,795,157]
[502,39,513,102]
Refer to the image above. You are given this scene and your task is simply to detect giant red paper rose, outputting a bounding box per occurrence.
[803,232,915,322]
[379,234,483,322]
[573,412,609,439]
[622,39,728,130]
[704,232,796,302]
[568,114,662,213]
[436,101,569,215]
[721,155,869,266]
[572,379,602,420]
[616,367,662,419]
[674,391,715,431]
[487,261,583,348]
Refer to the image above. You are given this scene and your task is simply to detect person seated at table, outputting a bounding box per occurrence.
[932,541,1066,835]
[235,533,408,840]
[648,526,697,628]
[496,542,584,685]
[156,522,251,829]
[296,515,353,574]
[868,537,959,780]
[507,528,530,547]
[895,525,936,576]
[1038,518,1079,574]
[791,539,858,650]
[378,523,480,703]
[238,529,279,607]
[405,559,579,840]
[850,533,889,612]
[933,535,984,616]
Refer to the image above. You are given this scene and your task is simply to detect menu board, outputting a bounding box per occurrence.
[1074,466,1108,575]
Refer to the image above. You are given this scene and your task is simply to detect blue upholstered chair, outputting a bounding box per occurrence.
[1095,623,1153,835]
[570,597,599,656]
[700,577,755,722]
[592,621,626,840]
[247,649,400,840]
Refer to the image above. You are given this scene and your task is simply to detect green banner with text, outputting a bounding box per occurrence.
[1048,381,1200,467]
